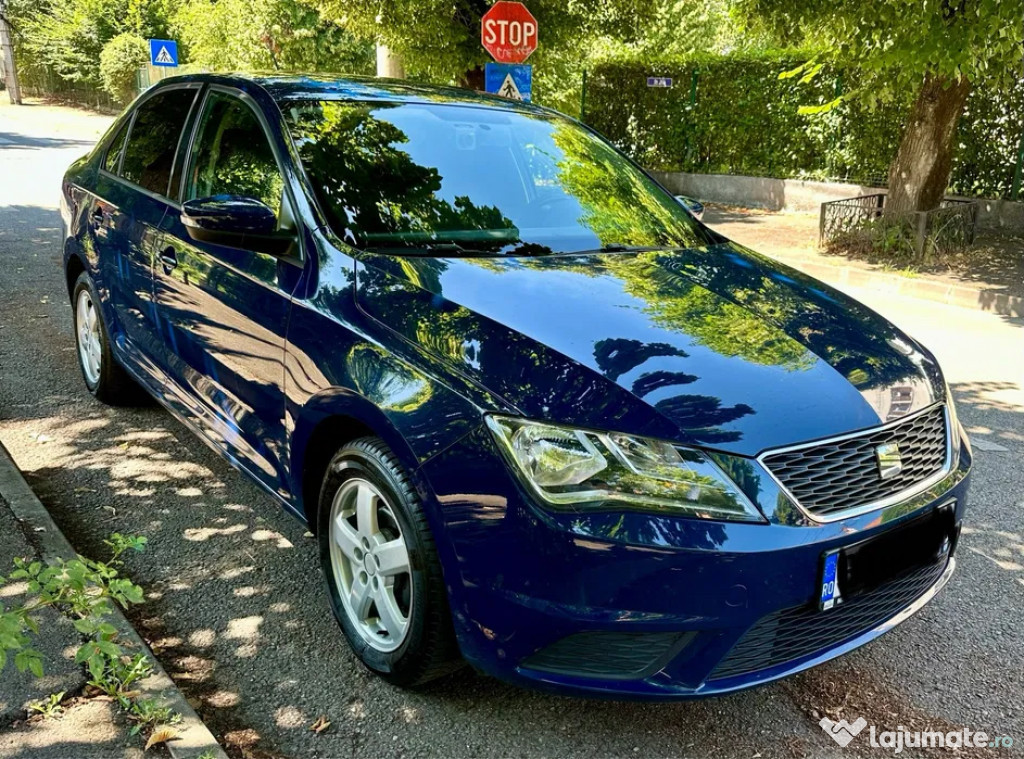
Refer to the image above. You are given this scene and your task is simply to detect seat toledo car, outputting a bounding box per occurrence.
[60,74,971,698]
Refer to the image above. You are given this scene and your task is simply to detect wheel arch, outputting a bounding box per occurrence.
[65,250,87,300]
[290,389,435,535]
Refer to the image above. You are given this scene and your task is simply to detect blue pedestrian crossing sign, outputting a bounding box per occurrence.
[485,63,532,102]
[149,39,179,67]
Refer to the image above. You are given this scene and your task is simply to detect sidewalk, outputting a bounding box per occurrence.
[0,442,225,759]
[705,205,1024,317]
[0,493,105,757]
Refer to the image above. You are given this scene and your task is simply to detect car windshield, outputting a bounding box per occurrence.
[281,99,712,255]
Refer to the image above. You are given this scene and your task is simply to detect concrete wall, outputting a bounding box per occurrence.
[653,171,1024,231]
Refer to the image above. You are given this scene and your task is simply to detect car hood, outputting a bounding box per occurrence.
[354,243,943,456]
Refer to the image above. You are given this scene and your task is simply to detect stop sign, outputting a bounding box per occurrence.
[481,2,538,64]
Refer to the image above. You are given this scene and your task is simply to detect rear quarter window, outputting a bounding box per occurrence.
[103,120,130,174]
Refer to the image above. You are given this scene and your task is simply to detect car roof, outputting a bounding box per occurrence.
[150,72,551,116]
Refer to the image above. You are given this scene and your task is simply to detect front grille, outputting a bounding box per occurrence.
[522,631,693,680]
[761,404,948,520]
[709,559,947,681]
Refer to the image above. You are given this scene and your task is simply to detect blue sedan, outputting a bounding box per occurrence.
[60,74,970,698]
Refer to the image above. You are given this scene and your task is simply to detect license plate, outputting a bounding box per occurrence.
[819,549,843,611]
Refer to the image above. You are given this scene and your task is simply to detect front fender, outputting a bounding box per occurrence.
[284,341,487,523]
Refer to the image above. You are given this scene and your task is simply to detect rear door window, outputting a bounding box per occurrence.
[120,89,197,198]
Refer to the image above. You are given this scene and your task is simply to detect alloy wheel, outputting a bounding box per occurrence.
[76,289,102,386]
[329,477,413,652]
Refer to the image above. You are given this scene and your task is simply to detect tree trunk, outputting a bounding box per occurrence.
[885,73,972,213]
[375,43,405,79]
[459,66,485,91]
[0,0,23,105]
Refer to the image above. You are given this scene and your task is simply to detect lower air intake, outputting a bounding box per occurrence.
[522,630,693,681]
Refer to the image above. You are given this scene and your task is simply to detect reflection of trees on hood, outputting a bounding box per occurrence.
[652,245,925,392]
[597,254,817,372]
[593,338,688,382]
[285,102,515,248]
[655,395,754,445]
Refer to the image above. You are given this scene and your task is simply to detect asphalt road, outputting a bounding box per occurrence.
[1,101,1021,759]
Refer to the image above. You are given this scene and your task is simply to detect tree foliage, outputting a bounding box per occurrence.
[307,0,747,93]
[172,0,372,74]
[736,0,1024,212]
[737,0,1024,101]
[10,0,170,81]
[99,33,149,104]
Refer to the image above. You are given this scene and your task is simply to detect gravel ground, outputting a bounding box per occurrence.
[1,99,1021,759]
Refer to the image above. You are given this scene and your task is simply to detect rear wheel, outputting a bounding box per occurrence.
[317,437,461,686]
[72,272,144,405]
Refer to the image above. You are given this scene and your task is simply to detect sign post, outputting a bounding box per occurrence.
[481,1,537,101]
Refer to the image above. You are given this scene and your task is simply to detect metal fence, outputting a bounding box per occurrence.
[820,193,979,261]
[19,66,120,112]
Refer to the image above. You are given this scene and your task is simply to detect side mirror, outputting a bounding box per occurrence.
[674,194,705,221]
[180,195,294,256]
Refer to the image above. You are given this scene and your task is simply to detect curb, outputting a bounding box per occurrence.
[0,440,227,759]
[770,253,1023,317]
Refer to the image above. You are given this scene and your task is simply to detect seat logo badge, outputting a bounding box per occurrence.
[875,441,903,480]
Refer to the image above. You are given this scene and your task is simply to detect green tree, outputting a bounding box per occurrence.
[737,0,1024,213]
[308,0,692,86]
[11,0,169,82]
[172,0,372,73]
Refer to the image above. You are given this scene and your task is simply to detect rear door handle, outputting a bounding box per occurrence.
[159,246,178,272]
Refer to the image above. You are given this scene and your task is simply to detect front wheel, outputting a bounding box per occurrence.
[72,272,144,405]
[317,437,461,686]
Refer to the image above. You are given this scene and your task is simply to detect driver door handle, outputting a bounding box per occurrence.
[159,246,178,272]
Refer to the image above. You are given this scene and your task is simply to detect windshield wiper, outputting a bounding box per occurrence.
[574,244,682,255]
[364,241,496,257]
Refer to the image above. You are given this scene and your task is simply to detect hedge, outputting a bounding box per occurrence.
[99,34,150,106]
[582,53,1024,200]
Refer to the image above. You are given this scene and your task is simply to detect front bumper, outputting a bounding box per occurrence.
[418,426,972,699]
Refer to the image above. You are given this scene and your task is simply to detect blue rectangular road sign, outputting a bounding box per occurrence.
[647,76,673,88]
[149,39,179,67]
[485,63,532,102]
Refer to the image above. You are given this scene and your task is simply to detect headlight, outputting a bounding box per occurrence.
[486,416,764,522]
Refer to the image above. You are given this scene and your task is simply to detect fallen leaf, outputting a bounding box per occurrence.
[310,715,331,734]
[145,725,180,751]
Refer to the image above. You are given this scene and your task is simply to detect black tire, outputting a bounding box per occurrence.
[71,272,146,405]
[317,437,462,686]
